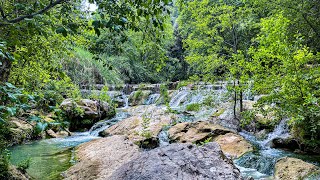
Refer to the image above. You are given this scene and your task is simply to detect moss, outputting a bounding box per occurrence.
[186,103,201,111]
[212,109,225,117]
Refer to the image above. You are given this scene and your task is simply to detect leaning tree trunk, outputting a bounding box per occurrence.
[0,56,12,83]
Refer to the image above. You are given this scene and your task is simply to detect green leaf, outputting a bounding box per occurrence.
[6,107,17,116]
[56,27,68,37]
[28,115,42,122]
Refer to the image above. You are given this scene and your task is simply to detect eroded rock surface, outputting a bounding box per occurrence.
[64,135,140,180]
[102,105,177,148]
[60,98,115,131]
[110,142,242,180]
[168,121,232,143]
[214,133,253,159]
[274,157,319,180]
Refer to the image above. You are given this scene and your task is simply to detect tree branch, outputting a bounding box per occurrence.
[0,0,67,27]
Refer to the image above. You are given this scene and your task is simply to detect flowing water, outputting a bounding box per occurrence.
[235,119,320,179]
[9,110,129,180]
[9,84,320,180]
[145,93,160,105]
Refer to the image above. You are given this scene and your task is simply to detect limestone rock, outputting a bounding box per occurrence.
[64,135,140,180]
[274,157,319,180]
[168,121,232,143]
[60,98,115,131]
[110,142,242,180]
[102,105,177,148]
[9,118,34,145]
[214,133,253,159]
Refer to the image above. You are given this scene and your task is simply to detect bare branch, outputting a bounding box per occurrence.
[0,0,67,27]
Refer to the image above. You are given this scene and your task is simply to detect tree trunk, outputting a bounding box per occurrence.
[0,56,12,83]
[238,80,243,113]
[233,80,237,119]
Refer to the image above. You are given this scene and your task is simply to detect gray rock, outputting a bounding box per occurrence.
[110,142,242,180]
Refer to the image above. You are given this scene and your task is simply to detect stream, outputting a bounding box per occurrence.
[9,84,320,179]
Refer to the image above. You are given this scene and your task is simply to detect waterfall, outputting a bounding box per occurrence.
[235,118,293,178]
[122,93,129,109]
[145,93,160,105]
[169,88,189,107]
[89,111,130,136]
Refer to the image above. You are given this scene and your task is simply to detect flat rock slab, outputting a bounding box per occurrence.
[64,135,140,180]
[110,142,242,180]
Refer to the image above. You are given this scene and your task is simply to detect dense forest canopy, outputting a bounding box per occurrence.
[0,0,320,179]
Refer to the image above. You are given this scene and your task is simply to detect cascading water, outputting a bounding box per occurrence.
[169,87,189,107]
[145,93,160,105]
[9,109,130,180]
[235,118,320,179]
[121,93,129,108]
[89,111,130,136]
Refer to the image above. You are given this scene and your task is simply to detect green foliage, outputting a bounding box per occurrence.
[99,86,111,103]
[202,96,215,107]
[196,137,212,146]
[0,83,33,122]
[160,84,170,104]
[133,90,143,101]
[249,14,320,146]
[186,103,201,111]
[0,148,10,179]
[17,158,31,173]
[240,110,256,128]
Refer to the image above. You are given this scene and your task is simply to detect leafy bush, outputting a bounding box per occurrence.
[17,158,31,173]
[160,84,170,104]
[202,96,215,107]
[0,83,33,122]
[186,103,201,111]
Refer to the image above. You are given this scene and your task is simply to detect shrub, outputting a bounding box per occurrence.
[186,103,201,111]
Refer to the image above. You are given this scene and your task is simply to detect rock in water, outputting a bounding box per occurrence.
[274,157,319,180]
[110,142,242,180]
[64,135,140,180]
[60,98,115,131]
[214,133,253,159]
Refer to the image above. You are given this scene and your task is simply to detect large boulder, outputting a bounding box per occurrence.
[110,142,242,180]
[168,121,232,144]
[64,135,141,180]
[8,117,34,145]
[101,105,177,148]
[60,99,115,131]
[214,133,253,159]
[274,157,319,180]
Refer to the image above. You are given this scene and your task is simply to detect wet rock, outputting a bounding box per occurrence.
[274,157,319,180]
[46,129,70,138]
[9,117,34,145]
[110,142,242,180]
[214,133,253,159]
[60,99,115,131]
[64,135,140,180]
[8,165,30,180]
[271,137,300,151]
[46,129,58,138]
[101,105,177,148]
[168,121,232,144]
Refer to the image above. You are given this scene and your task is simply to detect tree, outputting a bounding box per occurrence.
[178,0,258,118]
[0,0,172,83]
[250,14,320,146]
